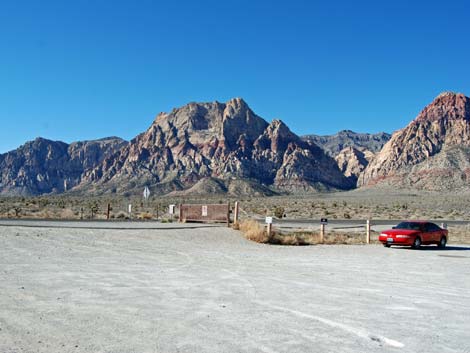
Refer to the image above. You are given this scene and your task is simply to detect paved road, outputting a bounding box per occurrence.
[0,219,222,230]
[1,221,470,353]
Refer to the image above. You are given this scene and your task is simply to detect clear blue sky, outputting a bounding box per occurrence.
[1,0,469,153]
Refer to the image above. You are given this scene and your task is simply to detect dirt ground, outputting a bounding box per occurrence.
[1,221,470,353]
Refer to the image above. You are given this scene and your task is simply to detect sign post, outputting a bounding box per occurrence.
[266,216,273,238]
[234,201,239,224]
[320,218,327,243]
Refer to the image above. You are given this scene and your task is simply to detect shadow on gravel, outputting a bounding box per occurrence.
[417,246,470,252]
[393,246,470,252]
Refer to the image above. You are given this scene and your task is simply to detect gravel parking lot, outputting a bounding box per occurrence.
[1,221,469,353]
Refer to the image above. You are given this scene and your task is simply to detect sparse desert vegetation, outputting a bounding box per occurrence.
[1,189,470,244]
[238,189,470,221]
[238,218,380,246]
[239,219,269,243]
[446,226,470,244]
[270,231,380,246]
[3,188,470,222]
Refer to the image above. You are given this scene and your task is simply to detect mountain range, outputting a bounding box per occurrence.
[0,92,469,196]
[302,130,391,157]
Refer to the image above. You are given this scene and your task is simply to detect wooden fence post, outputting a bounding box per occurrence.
[106,203,111,220]
[267,223,272,238]
[234,201,239,224]
[320,224,325,243]
[366,219,371,244]
[179,204,183,222]
[227,202,231,227]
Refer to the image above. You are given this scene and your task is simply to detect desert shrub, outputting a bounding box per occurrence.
[88,201,100,219]
[60,209,75,219]
[241,228,371,246]
[239,220,269,243]
[12,206,21,218]
[39,198,50,208]
[273,206,285,219]
[139,212,153,220]
[115,211,128,219]
[37,210,53,219]
[271,234,300,245]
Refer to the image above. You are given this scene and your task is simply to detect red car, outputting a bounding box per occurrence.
[379,221,448,249]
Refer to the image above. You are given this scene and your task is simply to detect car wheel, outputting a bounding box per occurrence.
[412,236,422,249]
[438,236,447,248]
[383,243,391,248]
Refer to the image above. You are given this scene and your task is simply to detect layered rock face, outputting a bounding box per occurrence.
[358,92,470,190]
[68,137,127,171]
[80,98,354,194]
[335,146,370,183]
[0,137,126,196]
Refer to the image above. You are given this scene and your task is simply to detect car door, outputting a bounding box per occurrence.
[428,223,442,242]
[421,223,433,244]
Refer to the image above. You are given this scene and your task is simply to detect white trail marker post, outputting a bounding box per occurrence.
[265,216,273,238]
[143,186,150,201]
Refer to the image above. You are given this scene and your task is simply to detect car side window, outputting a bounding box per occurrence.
[426,223,440,231]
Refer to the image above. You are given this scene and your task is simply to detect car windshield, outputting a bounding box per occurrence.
[394,222,422,230]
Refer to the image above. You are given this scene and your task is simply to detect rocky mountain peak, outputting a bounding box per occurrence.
[149,98,268,147]
[358,92,470,190]
[414,92,470,123]
[266,119,295,138]
[253,119,302,154]
[436,91,461,99]
[224,97,248,111]
[75,98,353,195]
